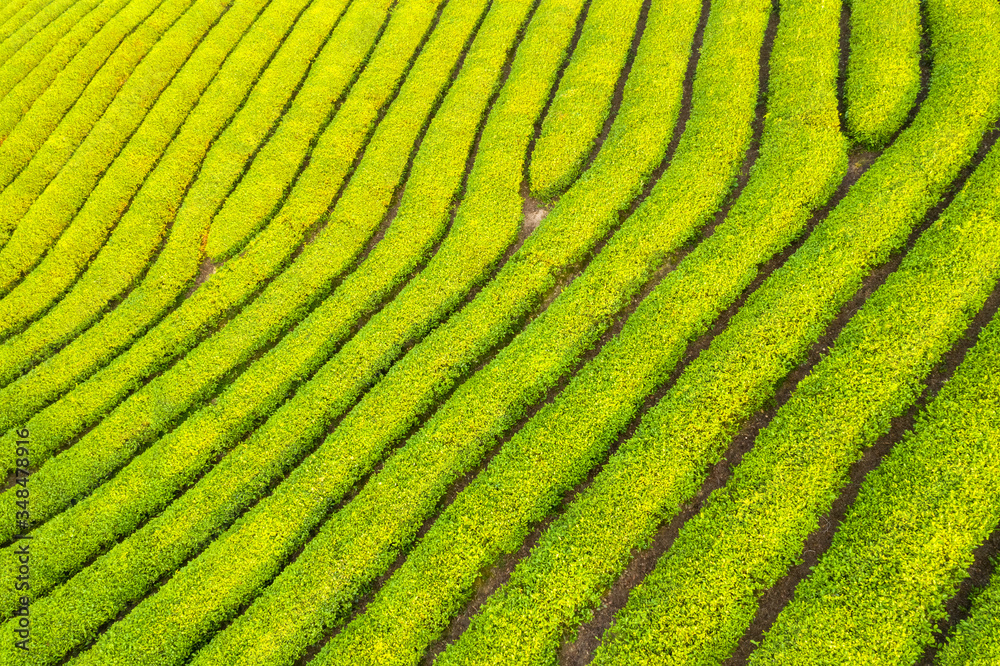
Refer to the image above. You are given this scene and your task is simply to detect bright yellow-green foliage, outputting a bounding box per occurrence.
[604,123,1000,666]
[0,0,117,100]
[1,0,598,660]
[199,0,397,262]
[63,0,549,662]
[0,0,329,379]
[0,0,167,146]
[1,0,998,661]
[0,0,53,43]
[744,150,1000,663]
[0,0,459,557]
[527,0,643,200]
[0,0,502,660]
[419,0,1000,662]
[583,0,1000,661]
[0,0,393,486]
[323,0,783,661]
[129,0,708,662]
[846,0,922,147]
[937,563,1000,665]
[440,0,846,660]
[0,0,209,252]
[0,0,353,442]
[0,0,279,342]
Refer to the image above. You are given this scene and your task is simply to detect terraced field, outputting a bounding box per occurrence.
[1,0,999,662]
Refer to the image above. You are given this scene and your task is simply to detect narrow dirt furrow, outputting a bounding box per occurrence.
[916,530,1000,665]
[728,254,1000,665]
[420,2,774,657]
[556,172,893,666]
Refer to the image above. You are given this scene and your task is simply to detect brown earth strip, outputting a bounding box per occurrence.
[412,0,785,659]
[916,529,1000,665]
[557,139,888,666]
[835,0,849,130]
[723,121,1000,665]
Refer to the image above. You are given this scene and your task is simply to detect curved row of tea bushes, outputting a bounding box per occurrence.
[0,0,465,531]
[0,0,77,61]
[323,0,813,662]
[0,0,188,250]
[0,0,106,94]
[49,0,569,662]
[71,0,706,663]
[200,0,405,263]
[176,2,771,665]
[411,1,844,663]
[526,0,643,200]
[451,0,1000,664]
[0,0,406,474]
[0,0,235,294]
[0,0,165,140]
[0,0,204,246]
[0,0,351,345]
[937,567,1000,665]
[0,0,301,341]
[0,0,359,416]
[846,0,921,147]
[0,1,593,660]
[0,0,53,42]
[0,0,495,617]
[597,129,1000,666]
[0,0,662,513]
[0,0,332,383]
[746,209,1000,662]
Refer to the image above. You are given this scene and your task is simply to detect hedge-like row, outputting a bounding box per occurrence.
[175,1,732,663]
[0,0,449,541]
[744,176,1000,662]
[0,0,581,658]
[415,0,841,661]
[0,0,644,492]
[0,0,198,247]
[0,0,59,48]
[201,0,405,262]
[0,0,355,435]
[0,0,290,343]
[0,0,326,383]
[846,0,922,147]
[44,0,561,662]
[0,0,164,142]
[526,0,643,201]
[446,0,1000,664]
[0,0,489,622]
[0,0,100,95]
[53,0,705,664]
[937,564,1000,665]
[584,2,1000,663]
[0,0,400,481]
[0,0,233,296]
[597,116,1000,666]
[325,0,812,662]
